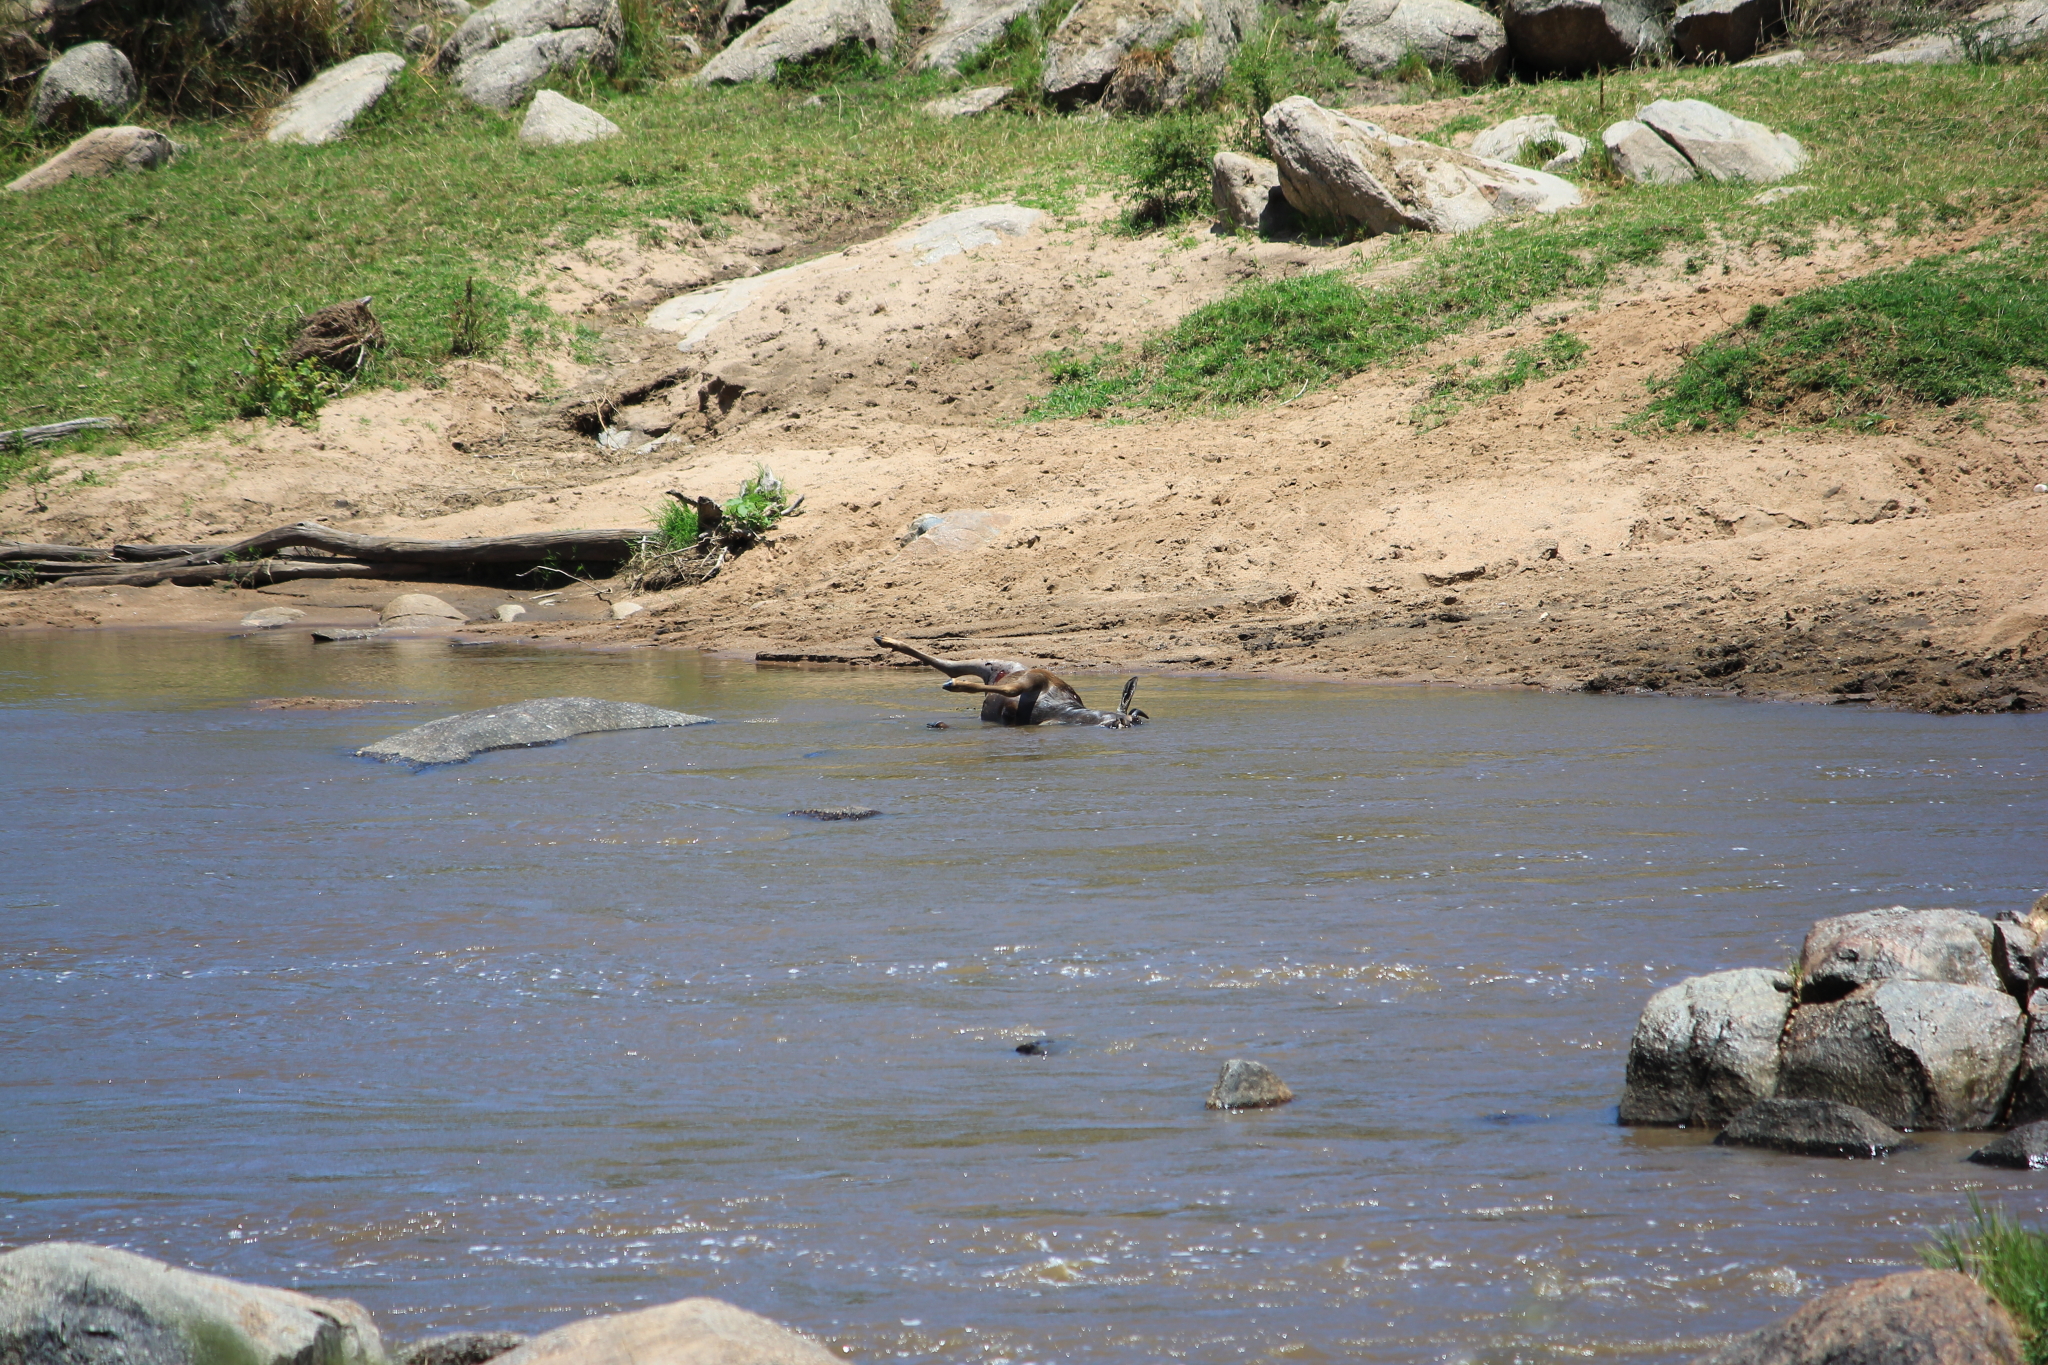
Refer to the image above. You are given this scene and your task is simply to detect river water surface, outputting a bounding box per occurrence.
[4,631,2046,1364]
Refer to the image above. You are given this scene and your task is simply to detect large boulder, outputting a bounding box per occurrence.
[1262,96,1581,237]
[357,697,713,766]
[441,0,621,66]
[1864,0,2048,62]
[1991,918,2039,1005]
[1714,1098,1907,1157]
[5,125,176,194]
[1603,119,1697,183]
[2002,1001,2048,1124]
[915,0,1043,71]
[519,89,621,145]
[0,1242,385,1365]
[1500,0,1668,73]
[1333,0,1508,83]
[379,592,468,630]
[1775,980,2025,1130]
[267,52,407,146]
[695,0,896,83]
[1689,1270,2023,1365]
[487,1297,837,1365]
[1041,0,1254,107]
[1618,968,1793,1127]
[1634,98,1808,184]
[1796,906,2002,1002]
[29,40,134,128]
[1671,0,1779,63]
[1211,150,1297,235]
[458,27,618,108]
[1470,113,1587,170]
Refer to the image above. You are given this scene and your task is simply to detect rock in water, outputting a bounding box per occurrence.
[30,41,135,128]
[358,697,712,766]
[267,52,407,145]
[790,805,881,820]
[1500,0,1667,73]
[0,1242,385,1365]
[1333,0,1507,84]
[1634,99,1808,184]
[1775,980,2025,1130]
[1690,1270,2024,1365]
[694,0,897,85]
[1603,119,1697,184]
[1618,968,1792,1127]
[397,1332,531,1365]
[1796,906,2002,1001]
[486,1298,837,1365]
[1671,0,1778,64]
[519,89,622,145]
[1967,1119,2048,1169]
[380,592,467,630]
[1206,1058,1293,1109]
[5,125,176,194]
[1470,113,1588,170]
[1714,1098,1908,1158]
[915,0,1043,70]
[1263,96,1580,237]
[1211,151,1298,235]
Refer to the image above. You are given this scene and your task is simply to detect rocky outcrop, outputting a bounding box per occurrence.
[488,1297,837,1365]
[1469,113,1587,170]
[1206,1059,1293,1109]
[397,1332,530,1365]
[5,125,176,194]
[1863,0,2048,62]
[1775,981,2023,1130]
[1797,906,2001,1002]
[441,0,620,65]
[0,1242,385,1365]
[921,84,1012,117]
[1690,1270,2023,1365]
[1634,99,1808,183]
[2002,1002,2048,1124]
[1210,151,1298,235]
[519,89,621,145]
[1714,1098,1907,1157]
[1603,118,1697,183]
[1500,0,1668,74]
[443,0,622,108]
[1333,0,1508,83]
[1041,0,1255,108]
[30,40,133,128]
[1619,968,1792,1126]
[695,0,896,84]
[1262,96,1580,237]
[1968,1118,2048,1169]
[915,0,1043,71]
[358,697,713,766]
[1671,0,1779,63]
[268,52,408,146]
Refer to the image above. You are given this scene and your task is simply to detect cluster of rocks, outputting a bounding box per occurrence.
[1693,1269,2028,1365]
[0,1241,836,1365]
[1619,900,2048,1161]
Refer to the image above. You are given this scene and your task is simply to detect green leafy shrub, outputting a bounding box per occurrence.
[722,464,799,535]
[650,497,703,550]
[234,348,344,423]
[1122,111,1218,229]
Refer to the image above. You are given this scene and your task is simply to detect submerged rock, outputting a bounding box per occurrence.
[790,805,881,820]
[1714,1097,1907,1158]
[486,1297,838,1365]
[1966,1119,2048,1169]
[397,1331,531,1365]
[358,696,711,766]
[1690,1269,2023,1365]
[1619,968,1792,1127]
[1206,1058,1293,1109]
[0,1242,385,1365]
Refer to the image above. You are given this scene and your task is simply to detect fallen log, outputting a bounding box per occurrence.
[113,543,223,561]
[58,559,445,589]
[0,543,112,562]
[136,523,652,571]
[0,416,125,448]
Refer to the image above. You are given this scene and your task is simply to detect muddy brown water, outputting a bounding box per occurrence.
[4,630,2046,1364]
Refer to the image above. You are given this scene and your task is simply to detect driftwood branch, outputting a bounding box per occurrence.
[0,543,112,562]
[147,522,652,570]
[56,559,446,589]
[0,417,126,448]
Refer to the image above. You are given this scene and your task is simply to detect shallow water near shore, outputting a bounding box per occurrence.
[3,630,2045,1364]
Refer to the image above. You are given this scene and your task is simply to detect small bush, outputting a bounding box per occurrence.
[234,348,344,423]
[1122,111,1218,229]
[722,463,798,535]
[1922,1200,2048,1364]
[649,498,702,550]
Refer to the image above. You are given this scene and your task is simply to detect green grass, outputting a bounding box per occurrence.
[1922,1200,2048,1365]
[1640,237,2048,429]
[649,497,703,549]
[1414,330,1588,427]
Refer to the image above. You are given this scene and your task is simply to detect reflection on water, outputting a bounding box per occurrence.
[2,631,2044,1363]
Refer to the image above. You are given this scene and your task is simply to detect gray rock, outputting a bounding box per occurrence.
[1041,0,1253,106]
[1500,0,1668,73]
[1602,118,1697,183]
[1334,0,1508,83]
[1263,96,1581,237]
[312,627,388,641]
[397,1332,530,1365]
[1734,45,1803,62]
[1776,980,2025,1130]
[915,0,1041,71]
[921,84,1012,117]
[493,603,528,622]
[486,1298,836,1365]
[1691,1270,2025,1365]
[2003,1003,2048,1124]
[1635,98,1808,184]
[268,52,407,146]
[458,27,618,109]
[790,805,881,819]
[1797,906,2002,1002]
[1968,1118,2048,1168]
[0,1242,384,1365]
[1992,918,2039,1004]
[1619,968,1793,1127]
[1206,1058,1293,1110]
[1672,0,1777,63]
[1211,150,1298,235]
[1469,113,1587,170]
[1714,1097,1908,1157]
[379,592,468,630]
[518,89,621,145]
[1965,0,2048,58]
[358,697,713,766]
[1863,31,1960,63]
[694,0,896,84]
[442,0,621,66]
[902,203,1043,261]
[240,606,307,628]
[30,41,135,128]
[1746,183,1809,205]
[5,125,176,194]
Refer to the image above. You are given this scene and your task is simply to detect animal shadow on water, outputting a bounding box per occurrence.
[874,635,1148,728]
